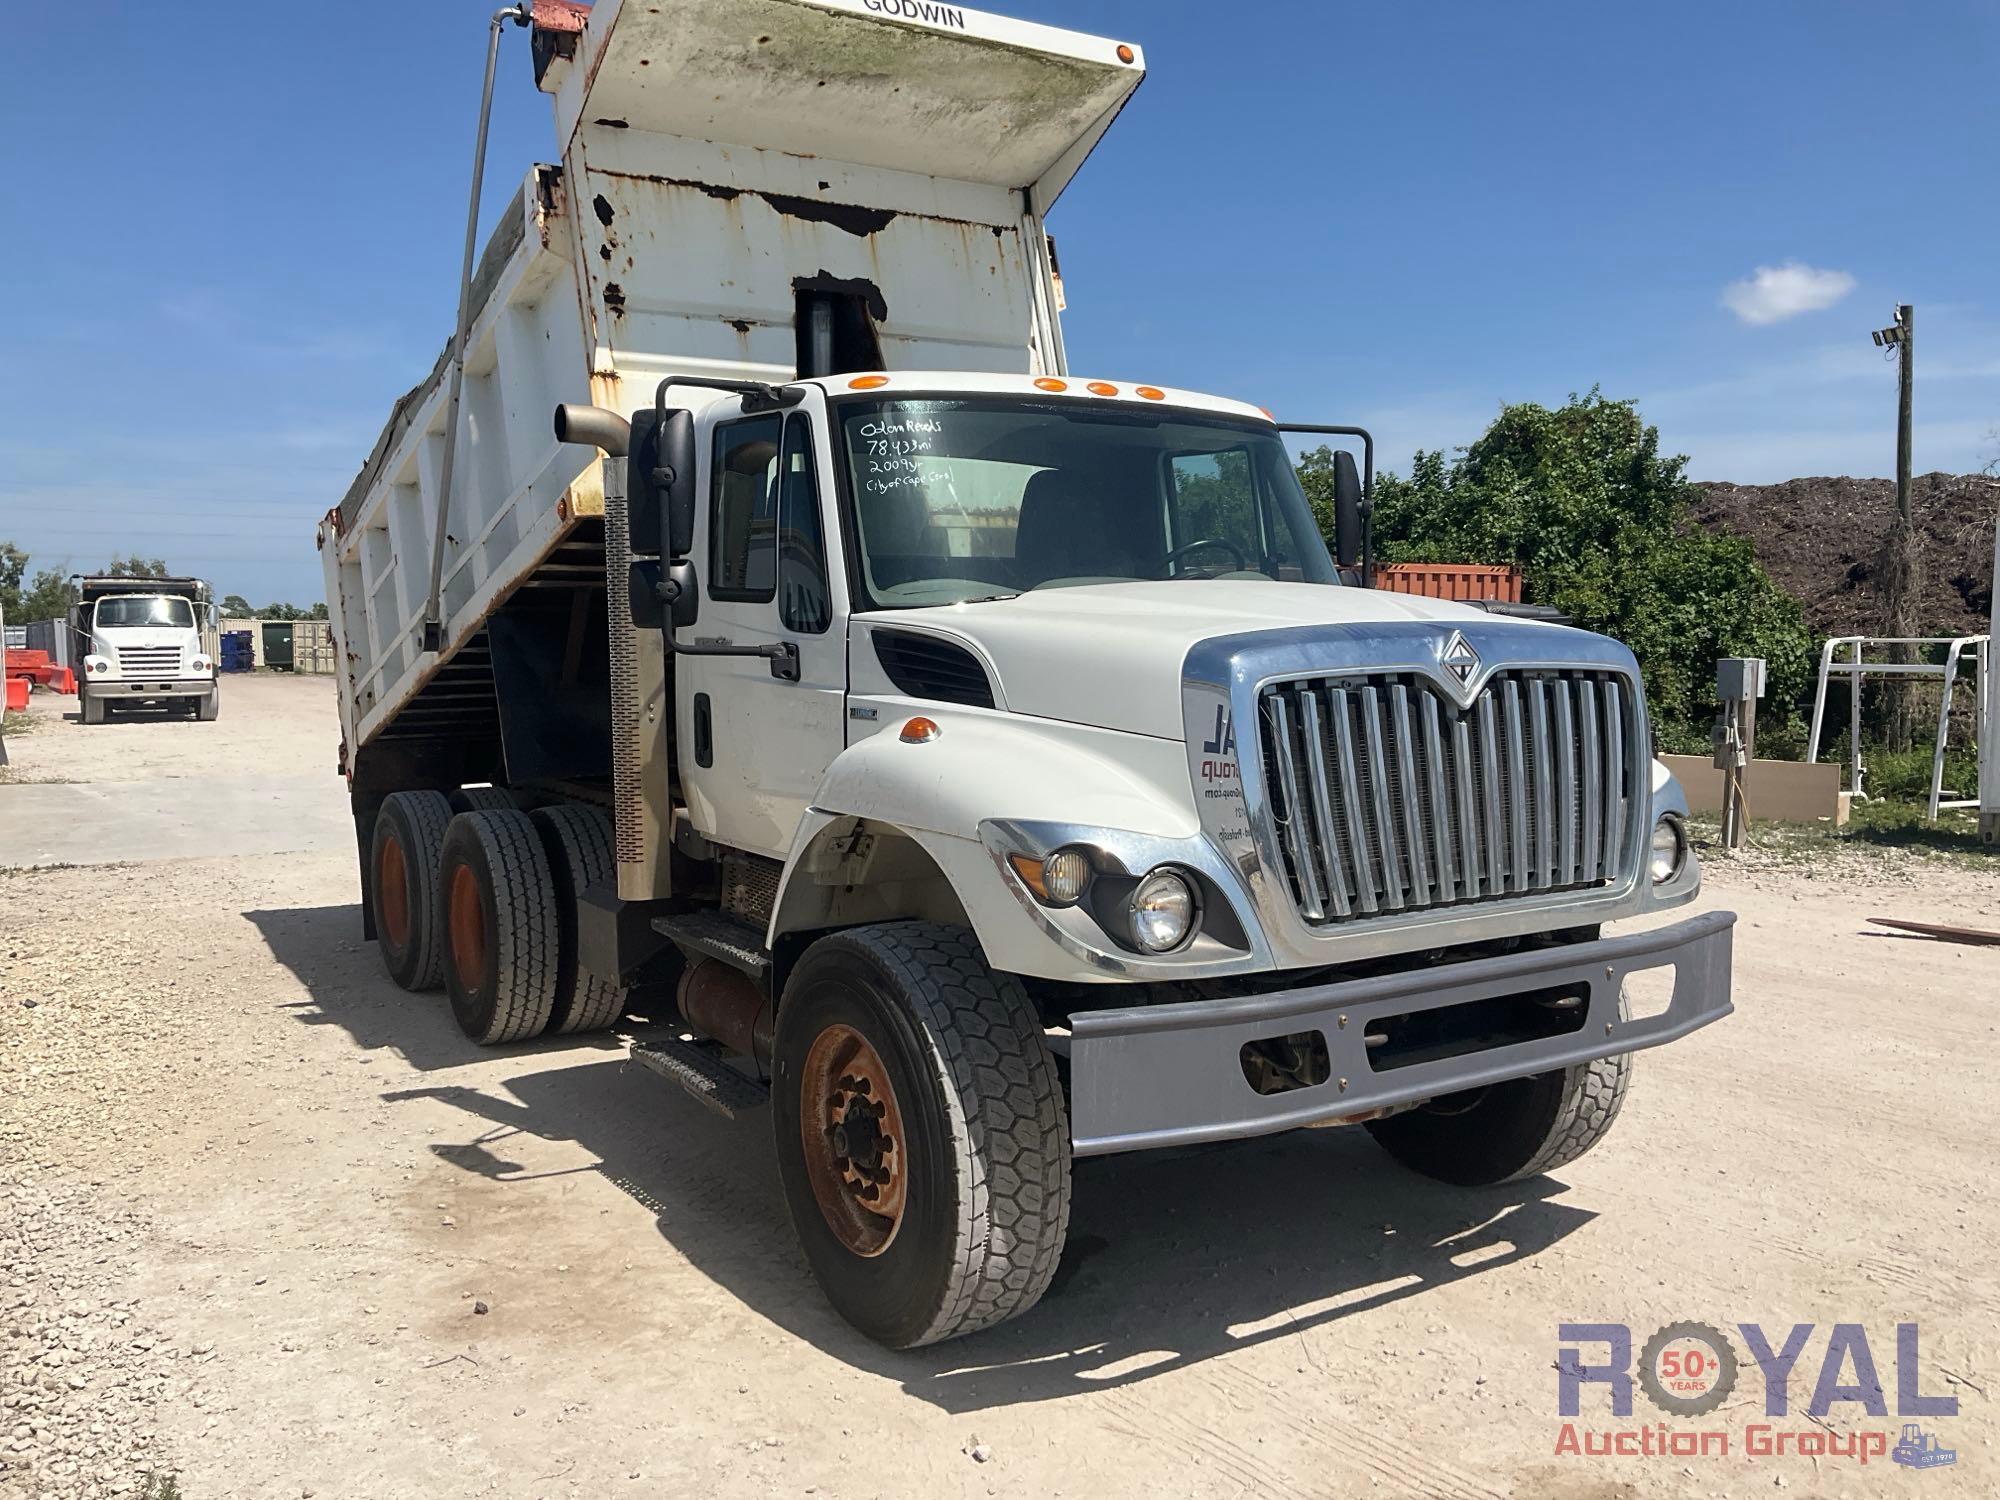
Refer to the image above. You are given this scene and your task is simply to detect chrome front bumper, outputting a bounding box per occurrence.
[98,678,212,697]
[1066,910,1734,1157]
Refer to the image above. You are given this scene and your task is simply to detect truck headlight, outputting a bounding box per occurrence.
[1649,817,1686,884]
[1128,867,1197,952]
[85,655,108,675]
[191,655,212,675]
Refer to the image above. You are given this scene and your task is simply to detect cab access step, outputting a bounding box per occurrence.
[630,1036,769,1120]
[627,910,776,1119]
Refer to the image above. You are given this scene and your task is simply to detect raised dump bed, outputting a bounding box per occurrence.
[319,0,1143,774]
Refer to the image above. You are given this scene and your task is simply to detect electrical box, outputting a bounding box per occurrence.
[1716,658,1766,701]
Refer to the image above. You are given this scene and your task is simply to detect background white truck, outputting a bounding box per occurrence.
[71,575,220,724]
[320,0,1733,1347]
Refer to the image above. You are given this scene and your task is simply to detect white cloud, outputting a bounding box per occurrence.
[1721,262,1857,326]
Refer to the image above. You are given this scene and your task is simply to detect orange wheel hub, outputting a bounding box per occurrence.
[377,834,410,950]
[447,862,486,990]
[799,1023,908,1257]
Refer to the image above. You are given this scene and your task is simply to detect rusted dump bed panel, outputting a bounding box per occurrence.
[321,0,1143,767]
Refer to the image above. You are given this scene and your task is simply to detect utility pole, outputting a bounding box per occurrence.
[1872,305,1917,750]
[1894,303,1914,524]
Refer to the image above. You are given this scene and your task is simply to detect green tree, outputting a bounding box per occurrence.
[1293,446,1347,542]
[105,555,170,579]
[19,569,78,622]
[221,593,254,617]
[1350,391,1811,749]
[0,541,26,620]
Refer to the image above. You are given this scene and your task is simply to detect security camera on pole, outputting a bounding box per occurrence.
[1871,305,1918,752]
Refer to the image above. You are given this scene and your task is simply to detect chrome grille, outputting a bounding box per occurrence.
[1259,670,1643,924]
[117,646,182,676]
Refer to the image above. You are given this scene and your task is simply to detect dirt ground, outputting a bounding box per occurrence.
[2,675,1995,1499]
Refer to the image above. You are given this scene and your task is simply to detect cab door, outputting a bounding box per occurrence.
[676,406,846,858]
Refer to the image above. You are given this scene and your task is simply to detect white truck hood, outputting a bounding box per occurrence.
[902,581,1554,740]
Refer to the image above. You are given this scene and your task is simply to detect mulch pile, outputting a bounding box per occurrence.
[1690,472,1998,639]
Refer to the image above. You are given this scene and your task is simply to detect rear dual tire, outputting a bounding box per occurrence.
[370,790,455,991]
[368,794,626,1044]
[438,810,561,1045]
[529,805,627,1034]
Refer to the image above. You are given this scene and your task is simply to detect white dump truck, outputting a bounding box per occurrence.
[321,0,1733,1348]
[71,575,221,724]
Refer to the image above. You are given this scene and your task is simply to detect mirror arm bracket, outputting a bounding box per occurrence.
[636,567,798,680]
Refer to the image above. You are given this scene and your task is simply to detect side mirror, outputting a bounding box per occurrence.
[628,408,697,559]
[627,557,701,632]
[628,558,666,630]
[1331,450,1364,570]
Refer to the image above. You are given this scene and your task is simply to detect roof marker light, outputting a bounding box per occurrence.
[1034,377,1069,393]
[848,374,890,390]
[1136,385,1166,401]
[1087,381,1119,397]
[1116,44,1136,64]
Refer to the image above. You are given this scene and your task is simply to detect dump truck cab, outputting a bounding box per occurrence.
[322,0,1733,1350]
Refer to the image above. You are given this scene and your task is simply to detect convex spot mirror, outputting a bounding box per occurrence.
[627,557,699,632]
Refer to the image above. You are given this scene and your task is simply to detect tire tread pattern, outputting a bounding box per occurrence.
[1502,1049,1631,1182]
[451,810,560,1045]
[530,804,626,1034]
[832,922,1071,1346]
[382,789,453,991]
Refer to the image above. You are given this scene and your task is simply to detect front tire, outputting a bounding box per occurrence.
[771,922,1071,1349]
[1364,1048,1632,1186]
[195,686,220,721]
[81,691,106,725]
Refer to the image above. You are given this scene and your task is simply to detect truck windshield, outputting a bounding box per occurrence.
[95,596,194,629]
[836,398,1337,608]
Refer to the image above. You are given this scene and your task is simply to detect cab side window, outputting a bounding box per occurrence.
[778,417,830,633]
[711,416,783,601]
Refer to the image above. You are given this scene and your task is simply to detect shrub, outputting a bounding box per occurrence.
[1306,391,1813,749]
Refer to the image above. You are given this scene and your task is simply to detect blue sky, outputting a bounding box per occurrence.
[2,0,1994,605]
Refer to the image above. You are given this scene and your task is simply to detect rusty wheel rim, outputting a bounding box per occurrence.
[447,862,486,992]
[377,833,411,951]
[799,1022,908,1258]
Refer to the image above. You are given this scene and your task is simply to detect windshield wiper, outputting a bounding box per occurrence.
[959,593,1020,605]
